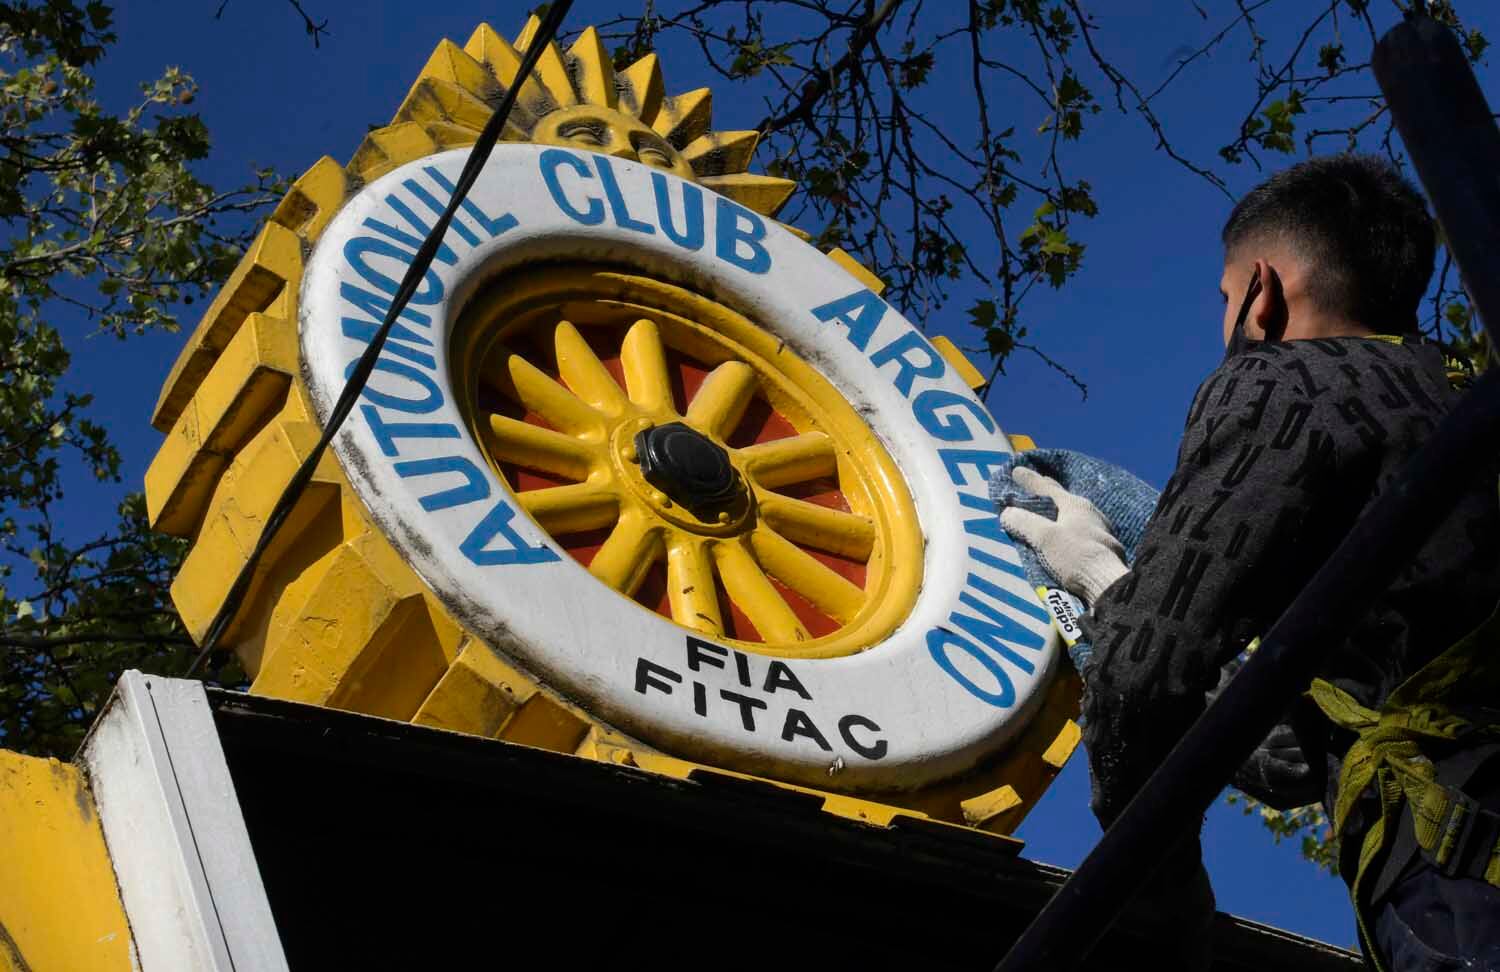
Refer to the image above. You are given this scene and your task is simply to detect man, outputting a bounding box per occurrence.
[999,155,1500,969]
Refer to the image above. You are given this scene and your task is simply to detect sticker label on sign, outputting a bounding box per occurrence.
[1036,586,1082,646]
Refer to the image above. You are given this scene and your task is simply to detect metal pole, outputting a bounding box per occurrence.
[994,13,1500,970]
[1375,13,1500,365]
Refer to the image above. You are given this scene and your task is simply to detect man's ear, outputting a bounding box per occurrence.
[1250,258,1289,342]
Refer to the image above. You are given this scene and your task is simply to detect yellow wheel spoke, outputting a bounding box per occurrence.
[714,539,808,643]
[503,353,604,437]
[749,526,864,623]
[589,512,662,597]
[757,493,875,561]
[555,320,628,414]
[738,432,836,489]
[666,535,723,636]
[620,318,674,412]
[487,414,595,481]
[517,481,620,535]
[685,360,756,438]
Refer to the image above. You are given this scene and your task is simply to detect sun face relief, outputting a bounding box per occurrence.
[533,105,697,181]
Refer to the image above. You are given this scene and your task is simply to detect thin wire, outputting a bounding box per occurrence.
[185,0,575,676]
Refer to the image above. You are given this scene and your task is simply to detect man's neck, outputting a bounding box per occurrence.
[1284,313,1373,341]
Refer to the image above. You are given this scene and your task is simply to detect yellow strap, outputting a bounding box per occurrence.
[1307,594,1500,971]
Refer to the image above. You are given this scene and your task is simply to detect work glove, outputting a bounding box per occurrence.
[991,449,1157,677]
[1205,659,1326,809]
[997,467,1128,607]
[990,448,1159,562]
[1231,722,1324,809]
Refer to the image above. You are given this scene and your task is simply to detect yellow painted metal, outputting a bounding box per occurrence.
[143,14,1077,840]
[748,526,864,622]
[825,248,887,295]
[960,784,1025,828]
[0,752,133,971]
[453,265,924,659]
[932,334,989,391]
[152,220,302,435]
[739,432,837,488]
[146,312,297,536]
[1008,433,1038,452]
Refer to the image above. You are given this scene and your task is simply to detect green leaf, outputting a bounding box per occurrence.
[967,298,999,331]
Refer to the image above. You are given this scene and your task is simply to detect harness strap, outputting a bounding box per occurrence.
[1308,590,1500,972]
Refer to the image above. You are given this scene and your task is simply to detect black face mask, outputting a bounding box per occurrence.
[1223,266,1264,362]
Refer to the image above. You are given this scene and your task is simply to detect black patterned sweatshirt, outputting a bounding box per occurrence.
[1079,336,1500,830]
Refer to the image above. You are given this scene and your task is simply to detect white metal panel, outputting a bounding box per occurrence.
[81,671,289,972]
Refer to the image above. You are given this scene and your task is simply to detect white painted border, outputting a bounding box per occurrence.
[300,144,1062,790]
[81,671,288,972]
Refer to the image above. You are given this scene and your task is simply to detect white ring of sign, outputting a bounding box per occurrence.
[300,144,1062,790]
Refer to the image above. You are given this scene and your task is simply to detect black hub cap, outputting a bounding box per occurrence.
[635,422,739,511]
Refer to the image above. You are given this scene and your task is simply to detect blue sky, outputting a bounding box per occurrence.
[61,0,1500,949]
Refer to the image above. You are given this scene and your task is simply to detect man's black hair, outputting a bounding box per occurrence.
[1221,154,1435,334]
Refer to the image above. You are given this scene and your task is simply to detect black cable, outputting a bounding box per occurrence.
[185,0,574,677]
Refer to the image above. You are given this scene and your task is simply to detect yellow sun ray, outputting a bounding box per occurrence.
[462,24,556,120]
[667,535,723,636]
[618,53,665,121]
[685,361,756,439]
[738,433,836,489]
[756,493,875,561]
[517,481,620,535]
[652,88,713,149]
[566,27,616,110]
[683,131,760,178]
[514,15,578,110]
[700,174,798,218]
[620,319,674,412]
[396,21,800,218]
[714,539,809,643]
[486,414,595,481]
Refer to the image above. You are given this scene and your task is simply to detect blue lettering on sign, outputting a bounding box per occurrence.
[402,177,482,247]
[927,627,1016,707]
[925,560,1050,708]
[329,166,550,572]
[958,491,1012,546]
[341,317,435,370]
[341,281,431,328]
[422,165,518,238]
[803,284,1051,705]
[595,156,656,234]
[714,196,770,274]
[540,149,605,225]
[460,500,560,566]
[342,235,445,303]
[940,448,1011,487]
[810,289,885,352]
[360,406,458,458]
[347,357,444,414]
[395,455,491,512]
[913,388,995,441]
[869,332,946,397]
[536,148,773,275]
[652,172,704,251]
[364,213,459,267]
